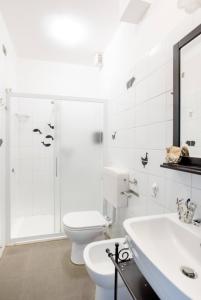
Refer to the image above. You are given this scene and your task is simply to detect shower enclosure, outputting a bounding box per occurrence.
[7,93,105,242]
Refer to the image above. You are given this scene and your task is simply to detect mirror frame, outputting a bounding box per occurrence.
[173,24,201,150]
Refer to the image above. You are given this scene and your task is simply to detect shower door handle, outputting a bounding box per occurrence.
[55,157,58,177]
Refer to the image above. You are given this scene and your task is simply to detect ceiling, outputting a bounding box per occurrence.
[0,0,119,66]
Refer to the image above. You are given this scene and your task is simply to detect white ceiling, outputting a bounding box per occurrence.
[0,0,119,66]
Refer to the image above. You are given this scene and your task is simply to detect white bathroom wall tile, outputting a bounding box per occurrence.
[129,170,149,197]
[136,79,148,105]
[146,197,165,216]
[135,125,148,149]
[136,64,167,106]
[191,188,201,220]
[147,44,169,76]
[165,91,173,121]
[146,150,165,176]
[165,179,191,212]
[109,99,118,115]
[127,195,148,218]
[116,90,135,112]
[147,123,166,150]
[135,102,148,127]
[164,169,191,186]
[134,55,150,84]
[115,128,136,148]
[192,10,201,28]
[127,82,136,107]
[116,108,136,129]
[128,149,148,173]
[108,147,135,170]
[192,174,201,190]
[148,175,165,207]
[146,66,166,99]
[146,94,166,125]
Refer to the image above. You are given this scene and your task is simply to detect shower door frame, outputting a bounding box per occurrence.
[6,91,107,245]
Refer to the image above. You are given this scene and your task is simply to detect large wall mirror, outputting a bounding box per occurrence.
[173,24,201,165]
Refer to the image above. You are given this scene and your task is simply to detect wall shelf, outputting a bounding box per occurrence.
[160,157,201,175]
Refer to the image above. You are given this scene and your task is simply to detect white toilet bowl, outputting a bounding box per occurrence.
[63,211,108,265]
[84,238,133,300]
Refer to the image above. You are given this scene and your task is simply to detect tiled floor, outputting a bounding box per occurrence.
[0,239,95,300]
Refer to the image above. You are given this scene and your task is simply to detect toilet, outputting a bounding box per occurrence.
[63,167,129,265]
[63,211,108,264]
[84,238,133,300]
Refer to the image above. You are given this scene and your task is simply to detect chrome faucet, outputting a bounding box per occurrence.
[176,198,197,224]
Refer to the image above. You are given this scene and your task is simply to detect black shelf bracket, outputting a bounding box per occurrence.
[106,243,159,300]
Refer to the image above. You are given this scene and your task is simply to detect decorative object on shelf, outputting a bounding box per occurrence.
[112,131,117,140]
[165,145,189,164]
[141,152,148,168]
[0,138,3,147]
[33,128,42,134]
[177,0,201,13]
[48,123,54,130]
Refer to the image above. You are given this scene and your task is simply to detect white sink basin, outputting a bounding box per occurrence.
[124,214,201,300]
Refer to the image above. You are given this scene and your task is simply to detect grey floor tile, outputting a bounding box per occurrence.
[0,239,95,300]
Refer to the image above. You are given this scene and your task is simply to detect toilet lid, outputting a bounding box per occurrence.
[63,211,107,230]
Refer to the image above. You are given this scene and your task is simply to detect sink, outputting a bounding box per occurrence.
[123,214,201,300]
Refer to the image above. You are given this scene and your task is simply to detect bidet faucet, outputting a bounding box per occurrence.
[176,198,197,224]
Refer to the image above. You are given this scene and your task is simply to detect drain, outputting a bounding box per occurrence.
[181,266,197,279]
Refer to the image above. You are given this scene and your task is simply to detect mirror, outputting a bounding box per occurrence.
[180,33,201,157]
[173,24,201,160]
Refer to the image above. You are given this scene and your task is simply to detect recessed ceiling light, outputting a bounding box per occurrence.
[45,15,88,47]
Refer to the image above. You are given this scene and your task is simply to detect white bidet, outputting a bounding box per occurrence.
[84,238,133,300]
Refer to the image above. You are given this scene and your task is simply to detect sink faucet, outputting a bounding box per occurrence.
[176,198,197,224]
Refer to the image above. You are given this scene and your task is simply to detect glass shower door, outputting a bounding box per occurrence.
[57,100,104,226]
[9,97,56,239]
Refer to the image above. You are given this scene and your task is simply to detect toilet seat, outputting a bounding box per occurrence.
[63,211,108,231]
